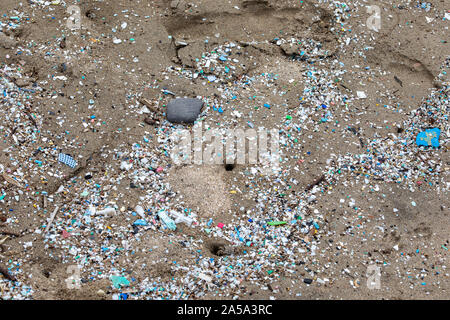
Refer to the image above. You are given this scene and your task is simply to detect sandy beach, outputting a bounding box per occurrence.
[0,0,448,300]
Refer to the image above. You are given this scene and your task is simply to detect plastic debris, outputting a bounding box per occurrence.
[158,210,177,231]
[267,221,287,226]
[110,276,130,289]
[58,153,77,168]
[416,128,441,147]
[170,211,194,226]
[0,0,448,302]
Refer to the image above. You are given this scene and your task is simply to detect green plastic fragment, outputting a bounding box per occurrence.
[110,276,130,289]
[268,221,287,226]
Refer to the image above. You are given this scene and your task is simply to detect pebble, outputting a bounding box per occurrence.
[166,98,203,124]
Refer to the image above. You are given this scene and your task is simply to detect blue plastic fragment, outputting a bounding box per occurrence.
[416,128,440,147]
[58,153,77,168]
[133,219,148,226]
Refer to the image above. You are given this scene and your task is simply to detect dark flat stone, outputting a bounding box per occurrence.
[166,98,203,124]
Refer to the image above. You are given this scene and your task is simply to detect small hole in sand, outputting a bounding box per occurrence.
[206,241,227,256]
[225,164,235,171]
